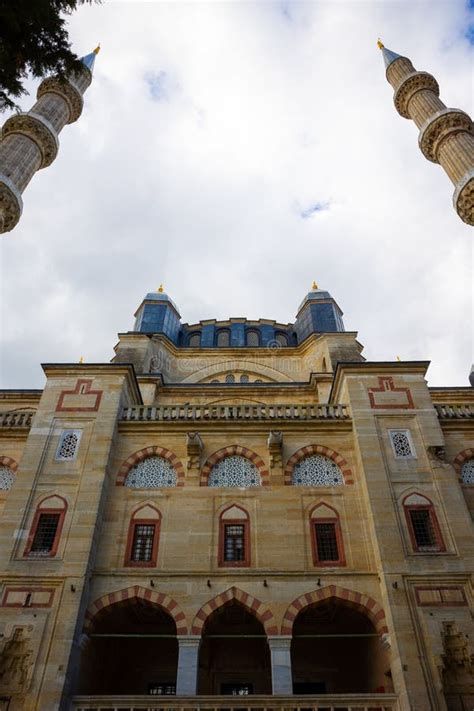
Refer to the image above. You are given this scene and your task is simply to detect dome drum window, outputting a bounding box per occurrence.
[292,455,344,486]
[208,456,261,488]
[124,456,177,489]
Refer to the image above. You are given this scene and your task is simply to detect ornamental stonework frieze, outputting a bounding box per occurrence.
[37,77,84,124]
[1,113,59,169]
[454,170,474,226]
[419,108,473,163]
[0,175,22,233]
[394,71,439,119]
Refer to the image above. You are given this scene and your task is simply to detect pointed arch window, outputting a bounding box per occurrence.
[125,505,161,567]
[310,504,345,566]
[219,505,250,567]
[403,493,445,553]
[24,496,67,558]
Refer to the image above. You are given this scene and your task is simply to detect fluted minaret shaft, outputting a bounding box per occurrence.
[380,43,474,226]
[0,49,98,234]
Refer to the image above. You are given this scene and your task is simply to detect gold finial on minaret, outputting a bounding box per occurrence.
[157,284,164,293]
[396,355,401,362]
[377,39,384,49]
[79,356,84,364]
[93,44,101,55]
[312,281,318,290]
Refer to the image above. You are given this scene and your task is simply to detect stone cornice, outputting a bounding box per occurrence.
[41,363,143,405]
[329,360,430,404]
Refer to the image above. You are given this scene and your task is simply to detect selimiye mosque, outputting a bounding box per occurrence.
[0,40,473,711]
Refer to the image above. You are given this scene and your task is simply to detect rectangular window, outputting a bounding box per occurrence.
[131,524,156,562]
[55,430,81,461]
[30,514,60,556]
[314,522,339,562]
[148,683,176,695]
[224,524,245,562]
[389,429,415,458]
[408,509,438,551]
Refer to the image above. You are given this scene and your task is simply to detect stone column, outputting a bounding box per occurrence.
[176,636,201,695]
[268,636,293,695]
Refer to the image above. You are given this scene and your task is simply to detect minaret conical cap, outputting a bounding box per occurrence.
[80,45,100,72]
[377,40,404,70]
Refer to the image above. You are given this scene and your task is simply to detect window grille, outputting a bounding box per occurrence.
[148,683,176,696]
[56,430,81,460]
[292,455,344,486]
[209,455,261,487]
[217,330,230,347]
[225,373,235,383]
[389,430,415,458]
[0,465,14,491]
[461,459,474,484]
[124,456,177,488]
[275,332,288,346]
[246,330,259,347]
[30,513,60,556]
[408,509,438,551]
[314,522,339,562]
[131,524,156,562]
[224,524,245,561]
[240,374,249,383]
[188,333,201,347]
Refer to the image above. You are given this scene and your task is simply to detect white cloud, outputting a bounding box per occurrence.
[0,0,472,388]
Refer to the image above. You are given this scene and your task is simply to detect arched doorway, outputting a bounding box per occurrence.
[77,597,178,696]
[291,598,392,694]
[198,600,272,695]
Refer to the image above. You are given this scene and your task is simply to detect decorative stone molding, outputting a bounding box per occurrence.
[186,432,203,470]
[1,112,58,168]
[0,455,18,473]
[267,430,283,468]
[453,170,474,226]
[37,76,84,124]
[419,108,473,163]
[427,445,446,462]
[0,173,23,233]
[191,586,278,636]
[393,71,439,119]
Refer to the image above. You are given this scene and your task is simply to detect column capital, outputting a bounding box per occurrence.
[177,635,202,646]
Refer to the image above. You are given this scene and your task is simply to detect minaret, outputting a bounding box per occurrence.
[0,46,100,234]
[378,40,474,226]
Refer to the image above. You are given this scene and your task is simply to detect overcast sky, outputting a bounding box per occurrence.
[0,0,472,390]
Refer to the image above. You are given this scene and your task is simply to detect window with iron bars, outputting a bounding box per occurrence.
[408,508,440,551]
[30,514,60,556]
[224,524,245,562]
[314,522,339,562]
[131,523,156,562]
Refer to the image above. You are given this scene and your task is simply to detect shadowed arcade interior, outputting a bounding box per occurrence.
[198,600,272,695]
[291,598,393,694]
[77,598,178,695]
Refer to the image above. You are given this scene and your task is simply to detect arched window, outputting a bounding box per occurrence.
[210,379,220,384]
[246,330,260,347]
[188,332,201,347]
[239,374,249,383]
[24,496,67,558]
[0,465,15,491]
[125,505,161,567]
[56,430,81,460]
[403,493,445,553]
[225,373,235,384]
[310,504,345,566]
[292,455,344,486]
[275,332,288,347]
[124,456,177,489]
[461,459,474,484]
[217,330,230,347]
[218,505,250,567]
[208,456,261,488]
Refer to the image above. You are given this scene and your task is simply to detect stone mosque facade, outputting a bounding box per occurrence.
[0,44,473,711]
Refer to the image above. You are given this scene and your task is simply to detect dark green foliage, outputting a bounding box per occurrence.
[0,0,96,111]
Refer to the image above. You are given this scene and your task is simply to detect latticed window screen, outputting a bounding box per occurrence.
[246,331,259,347]
[0,466,14,491]
[390,430,414,458]
[124,457,177,488]
[224,524,245,561]
[461,459,474,484]
[225,373,235,383]
[314,522,339,561]
[30,513,60,555]
[240,374,249,383]
[217,330,230,347]
[275,332,288,346]
[56,430,81,460]
[208,456,261,487]
[292,455,344,486]
[408,509,438,550]
[188,333,201,347]
[131,524,155,562]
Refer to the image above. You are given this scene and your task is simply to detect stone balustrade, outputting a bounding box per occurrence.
[70,693,400,711]
[120,403,350,423]
[434,403,474,419]
[0,410,35,428]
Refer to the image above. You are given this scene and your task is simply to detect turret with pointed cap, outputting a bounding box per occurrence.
[0,46,100,234]
[378,40,474,226]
